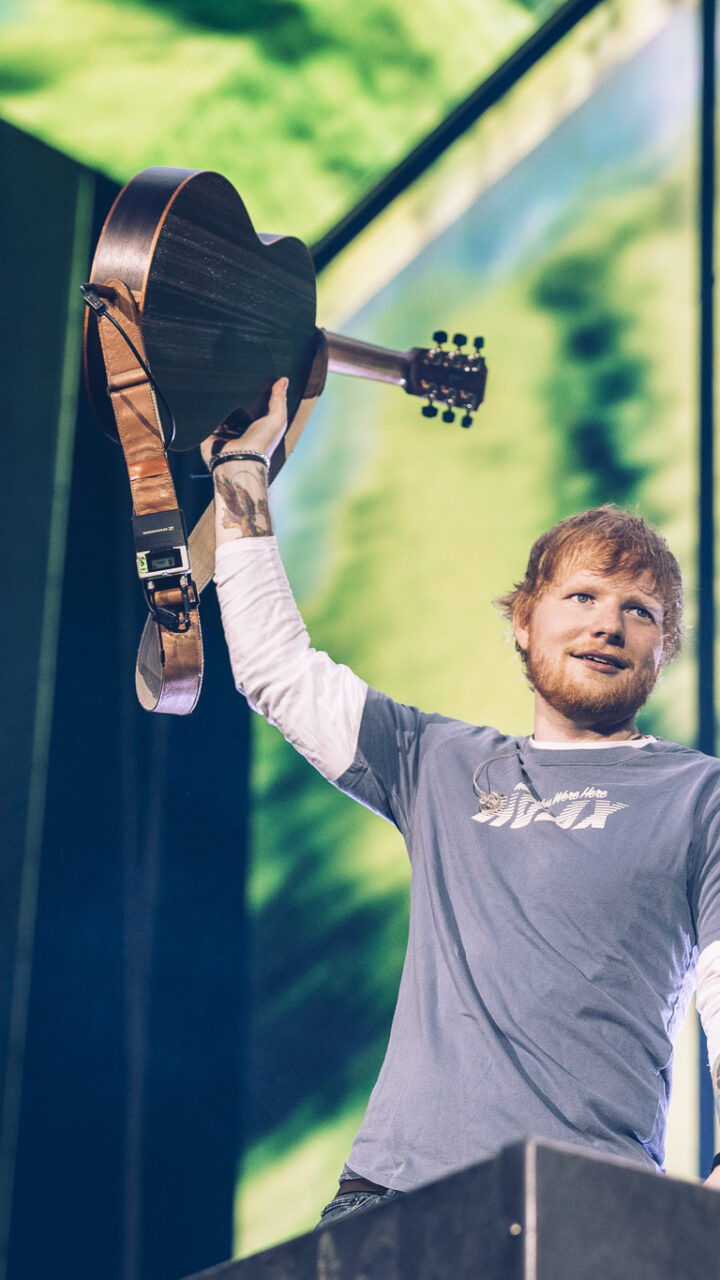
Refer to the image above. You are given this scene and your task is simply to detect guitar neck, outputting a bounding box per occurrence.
[323,329,409,387]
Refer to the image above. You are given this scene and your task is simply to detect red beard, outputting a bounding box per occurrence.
[524,639,658,729]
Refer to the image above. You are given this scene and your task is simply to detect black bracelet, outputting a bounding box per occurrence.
[712,1152,720,1173]
[209,449,270,474]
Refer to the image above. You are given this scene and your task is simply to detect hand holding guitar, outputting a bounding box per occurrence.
[200,376,289,470]
[202,378,289,545]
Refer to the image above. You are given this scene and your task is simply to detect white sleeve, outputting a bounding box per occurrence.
[214,537,368,782]
[697,939,720,1071]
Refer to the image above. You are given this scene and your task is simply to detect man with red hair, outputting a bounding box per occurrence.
[204,380,720,1220]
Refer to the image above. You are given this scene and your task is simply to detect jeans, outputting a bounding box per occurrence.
[316,1187,403,1228]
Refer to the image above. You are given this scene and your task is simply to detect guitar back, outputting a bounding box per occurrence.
[84,167,318,459]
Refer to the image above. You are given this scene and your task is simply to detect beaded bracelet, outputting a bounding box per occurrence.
[209,449,271,474]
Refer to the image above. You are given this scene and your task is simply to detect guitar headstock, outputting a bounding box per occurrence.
[406,330,487,427]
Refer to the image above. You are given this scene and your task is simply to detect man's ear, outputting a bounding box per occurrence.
[513,612,529,653]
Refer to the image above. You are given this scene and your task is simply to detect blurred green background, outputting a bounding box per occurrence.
[0,0,711,1265]
[0,0,543,241]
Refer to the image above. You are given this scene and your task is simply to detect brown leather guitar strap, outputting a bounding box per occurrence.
[135,335,329,711]
[93,278,203,715]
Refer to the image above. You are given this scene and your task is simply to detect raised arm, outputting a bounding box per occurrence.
[202,379,368,781]
[697,940,720,1189]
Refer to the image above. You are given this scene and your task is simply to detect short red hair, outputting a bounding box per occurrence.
[495,506,684,668]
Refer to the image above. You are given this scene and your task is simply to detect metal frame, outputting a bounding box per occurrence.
[698,0,716,1176]
[311,0,608,270]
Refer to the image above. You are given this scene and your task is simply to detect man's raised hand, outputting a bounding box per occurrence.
[200,377,289,470]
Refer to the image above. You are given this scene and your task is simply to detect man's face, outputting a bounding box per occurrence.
[513,562,665,732]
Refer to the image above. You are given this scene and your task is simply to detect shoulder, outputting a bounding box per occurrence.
[645,738,720,778]
[644,741,720,839]
[361,687,514,754]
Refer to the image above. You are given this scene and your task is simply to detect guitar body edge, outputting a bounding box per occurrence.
[83,167,318,455]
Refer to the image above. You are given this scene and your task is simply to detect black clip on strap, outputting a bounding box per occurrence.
[144,576,198,634]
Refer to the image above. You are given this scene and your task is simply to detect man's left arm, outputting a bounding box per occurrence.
[705,1057,720,1189]
[696,942,720,1188]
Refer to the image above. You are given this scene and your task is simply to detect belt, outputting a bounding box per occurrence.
[338,1177,389,1195]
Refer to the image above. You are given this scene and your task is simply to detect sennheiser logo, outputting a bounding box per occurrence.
[146,526,175,535]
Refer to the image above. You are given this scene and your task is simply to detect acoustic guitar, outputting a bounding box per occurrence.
[83,166,488,714]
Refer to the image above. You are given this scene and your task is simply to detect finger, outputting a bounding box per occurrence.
[254,377,288,440]
[248,378,287,428]
[267,376,289,417]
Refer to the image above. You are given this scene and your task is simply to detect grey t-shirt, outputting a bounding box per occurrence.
[334,689,720,1192]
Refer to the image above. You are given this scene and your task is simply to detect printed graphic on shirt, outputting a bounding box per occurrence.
[472,781,627,831]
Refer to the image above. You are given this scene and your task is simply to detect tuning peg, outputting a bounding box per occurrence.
[473,336,484,350]
[461,412,474,429]
[432,329,448,345]
[453,332,467,348]
[442,408,456,424]
[422,402,438,418]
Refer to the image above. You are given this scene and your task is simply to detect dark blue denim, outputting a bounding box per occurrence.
[316,1187,402,1228]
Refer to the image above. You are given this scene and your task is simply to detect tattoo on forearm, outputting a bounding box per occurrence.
[215,470,272,537]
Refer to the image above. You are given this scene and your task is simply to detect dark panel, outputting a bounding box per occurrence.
[186,1141,720,1280]
[2,122,252,1280]
[0,118,87,1118]
[187,1155,505,1280]
[534,1143,720,1280]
